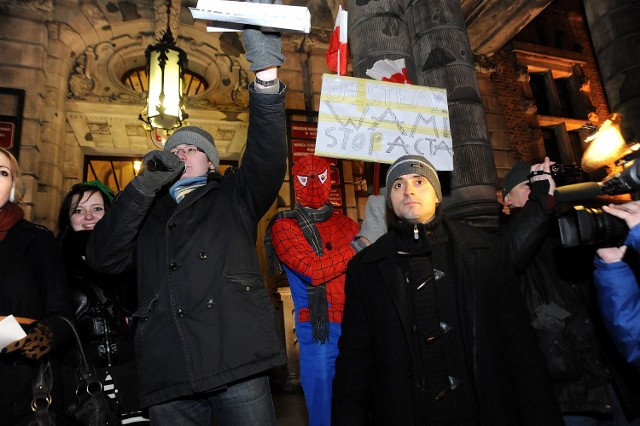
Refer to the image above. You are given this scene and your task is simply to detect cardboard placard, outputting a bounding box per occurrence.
[315,75,453,170]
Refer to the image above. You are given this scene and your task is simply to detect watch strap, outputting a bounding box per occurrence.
[255,77,279,87]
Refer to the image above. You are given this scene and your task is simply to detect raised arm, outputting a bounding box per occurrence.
[233,10,288,220]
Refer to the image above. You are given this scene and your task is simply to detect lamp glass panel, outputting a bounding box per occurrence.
[161,49,182,119]
[148,49,183,129]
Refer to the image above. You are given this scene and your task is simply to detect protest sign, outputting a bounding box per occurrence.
[190,0,311,33]
[315,74,453,170]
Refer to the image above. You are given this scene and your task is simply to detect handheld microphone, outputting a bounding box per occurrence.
[146,159,166,171]
[146,159,186,173]
[554,160,640,202]
[554,182,602,203]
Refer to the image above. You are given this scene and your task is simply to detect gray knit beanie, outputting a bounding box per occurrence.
[385,155,442,203]
[502,161,531,198]
[164,126,219,169]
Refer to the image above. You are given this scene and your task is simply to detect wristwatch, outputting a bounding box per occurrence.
[255,77,279,87]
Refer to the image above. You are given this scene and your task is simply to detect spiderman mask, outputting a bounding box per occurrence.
[293,155,331,209]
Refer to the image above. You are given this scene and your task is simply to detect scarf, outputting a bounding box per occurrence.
[0,202,24,241]
[169,175,208,203]
[265,203,334,343]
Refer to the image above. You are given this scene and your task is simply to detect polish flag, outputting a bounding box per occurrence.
[326,6,348,75]
[366,58,413,84]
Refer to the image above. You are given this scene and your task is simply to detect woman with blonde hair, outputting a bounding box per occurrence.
[0,147,72,423]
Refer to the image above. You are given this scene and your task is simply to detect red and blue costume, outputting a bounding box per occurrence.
[266,155,360,426]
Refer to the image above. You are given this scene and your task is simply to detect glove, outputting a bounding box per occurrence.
[132,150,183,196]
[357,194,388,245]
[3,322,53,360]
[242,0,285,71]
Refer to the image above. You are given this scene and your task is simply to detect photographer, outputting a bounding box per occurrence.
[498,157,640,424]
[594,201,640,369]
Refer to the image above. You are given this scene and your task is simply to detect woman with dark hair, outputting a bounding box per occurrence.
[0,147,72,423]
[58,180,148,424]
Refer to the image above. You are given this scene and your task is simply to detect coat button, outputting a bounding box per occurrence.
[207,299,214,308]
[176,308,185,317]
[168,223,176,230]
[169,263,178,270]
[199,251,208,260]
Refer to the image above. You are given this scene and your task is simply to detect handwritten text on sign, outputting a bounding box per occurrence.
[314,75,452,170]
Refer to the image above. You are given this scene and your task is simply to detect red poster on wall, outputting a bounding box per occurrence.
[0,122,15,149]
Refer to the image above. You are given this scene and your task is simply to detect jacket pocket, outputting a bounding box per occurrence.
[131,295,158,321]
[531,302,581,381]
[225,272,266,291]
[224,272,271,307]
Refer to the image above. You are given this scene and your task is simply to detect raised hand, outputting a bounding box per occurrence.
[242,0,285,72]
[529,156,556,194]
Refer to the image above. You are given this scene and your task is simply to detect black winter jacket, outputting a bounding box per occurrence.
[86,84,288,407]
[61,231,136,367]
[332,217,563,426]
[498,180,640,418]
[0,219,73,423]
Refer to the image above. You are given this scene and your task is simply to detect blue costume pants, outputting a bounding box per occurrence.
[296,320,342,426]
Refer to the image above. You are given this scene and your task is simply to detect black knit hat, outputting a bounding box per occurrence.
[164,126,219,169]
[386,155,442,202]
[502,161,531,198]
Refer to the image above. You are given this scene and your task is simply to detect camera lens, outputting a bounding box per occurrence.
[558,205,628,247]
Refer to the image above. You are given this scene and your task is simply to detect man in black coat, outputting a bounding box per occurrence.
[86,20,287,425]
[332,154,563,426]
[500,158,640,425]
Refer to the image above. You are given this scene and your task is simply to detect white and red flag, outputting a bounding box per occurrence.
[326,6,349,75]
[365,58,413,84]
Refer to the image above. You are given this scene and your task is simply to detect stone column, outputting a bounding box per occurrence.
[348,0,502,225]
[403,0,501,224]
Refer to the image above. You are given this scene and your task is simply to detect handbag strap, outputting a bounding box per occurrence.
[30,361,54,425]
[58,316,103,393]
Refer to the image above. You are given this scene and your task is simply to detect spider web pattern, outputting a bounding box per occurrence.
[270,213,358,323]
[293,155,332,209]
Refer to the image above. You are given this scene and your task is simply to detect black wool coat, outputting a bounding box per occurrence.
[496,180,640,418]
[332,217,563,426]
[86,84,288,407]
[0,219,72,423]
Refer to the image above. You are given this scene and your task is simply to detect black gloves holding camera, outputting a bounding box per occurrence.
[132,150,184,196]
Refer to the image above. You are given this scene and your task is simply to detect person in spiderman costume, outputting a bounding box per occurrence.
[266,154,386,426]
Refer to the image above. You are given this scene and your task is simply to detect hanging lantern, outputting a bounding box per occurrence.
[139,28,188,135]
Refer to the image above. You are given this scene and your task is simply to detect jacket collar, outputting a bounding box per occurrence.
[360,216,492,264]
[359,217,494,342]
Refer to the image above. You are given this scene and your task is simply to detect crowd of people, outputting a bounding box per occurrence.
[3,144,640,425]
[1,9,639,426]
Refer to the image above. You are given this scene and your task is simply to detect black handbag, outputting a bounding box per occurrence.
[59,316,121,426]
[16,361,61,426]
